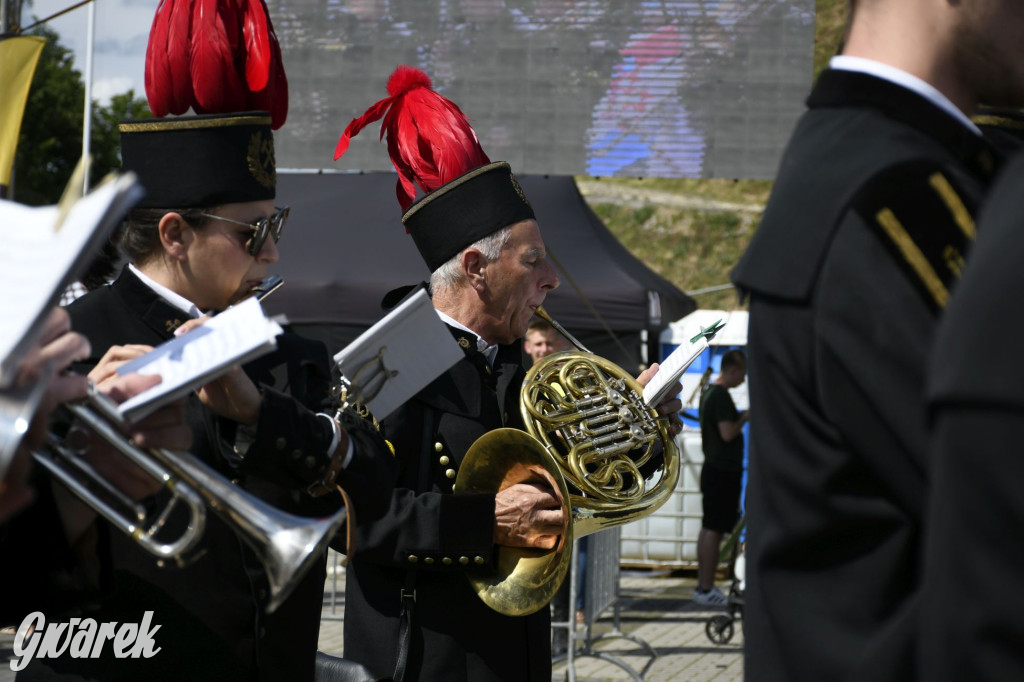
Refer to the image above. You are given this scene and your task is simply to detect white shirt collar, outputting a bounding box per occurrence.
[129,263,203,319]
[436,310,499,367]
[829,55,981,136]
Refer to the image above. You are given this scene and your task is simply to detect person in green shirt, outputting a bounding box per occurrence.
[695,349,748,606]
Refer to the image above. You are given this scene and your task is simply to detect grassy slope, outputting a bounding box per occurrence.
[584,0,847,313]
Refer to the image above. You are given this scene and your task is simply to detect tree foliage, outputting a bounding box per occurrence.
[12,25,150,205]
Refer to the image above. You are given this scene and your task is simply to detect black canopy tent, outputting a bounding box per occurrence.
[263,172,695,371]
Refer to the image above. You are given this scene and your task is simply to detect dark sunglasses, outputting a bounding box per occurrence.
[200,205,290,256]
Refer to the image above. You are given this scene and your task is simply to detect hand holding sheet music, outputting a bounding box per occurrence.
[113,297,283,421]
[642,319,725,407]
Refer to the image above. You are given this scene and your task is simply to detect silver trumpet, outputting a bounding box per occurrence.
[30,387,346,613]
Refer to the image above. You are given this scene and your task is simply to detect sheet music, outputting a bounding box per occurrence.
[0,173,143,387]
[334,288,464,421]
[642,325,717,407]
[114,297,283,421]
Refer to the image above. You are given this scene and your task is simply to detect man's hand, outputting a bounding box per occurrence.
[636,362,683,436]
[1,309,91,522]
[20,309,92,448]
[173,317,262,425]
[494,479,565,550]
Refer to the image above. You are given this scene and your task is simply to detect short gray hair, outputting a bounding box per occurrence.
[429,226,512,293]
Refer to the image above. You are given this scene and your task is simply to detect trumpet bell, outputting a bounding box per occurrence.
[34,394,347,613]
[455,428,573,617]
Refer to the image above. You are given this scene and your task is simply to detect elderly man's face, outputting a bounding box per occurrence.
[477,220,560,345]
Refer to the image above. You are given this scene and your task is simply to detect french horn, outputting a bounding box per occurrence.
[454,307,680,616]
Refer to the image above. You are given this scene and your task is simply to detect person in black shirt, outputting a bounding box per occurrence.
[694,349,747,606]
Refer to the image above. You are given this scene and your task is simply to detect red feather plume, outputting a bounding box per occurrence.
[334,65,490,211]
[143,0,288,128]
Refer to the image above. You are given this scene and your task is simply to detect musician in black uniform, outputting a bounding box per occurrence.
[23,113,395,681]
[729,1,1024,680]
[918,152,1024,679]
[334,68,682,681]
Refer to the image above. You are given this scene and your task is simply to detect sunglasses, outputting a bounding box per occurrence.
[199,205,290,256]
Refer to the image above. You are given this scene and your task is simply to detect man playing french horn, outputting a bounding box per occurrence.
[333,65,684,682]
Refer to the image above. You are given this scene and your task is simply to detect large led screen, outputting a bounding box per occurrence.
[275,0,815,178]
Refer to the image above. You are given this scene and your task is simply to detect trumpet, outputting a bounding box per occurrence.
[455,306,680,616]
[30,386,346,613]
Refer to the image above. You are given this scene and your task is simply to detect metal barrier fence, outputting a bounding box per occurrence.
[556,527,658,682]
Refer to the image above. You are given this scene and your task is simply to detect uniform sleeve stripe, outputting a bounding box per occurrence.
[929,172,977,240]
[875,208,950,308]
[973,114,1024,130]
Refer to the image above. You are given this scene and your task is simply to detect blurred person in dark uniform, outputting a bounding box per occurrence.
[20,113,395,682]
[730,0,1024,679]
[333,65,683,681]
[919,152,1024,679]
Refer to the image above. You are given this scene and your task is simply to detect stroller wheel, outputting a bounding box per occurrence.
[706,614,735,645]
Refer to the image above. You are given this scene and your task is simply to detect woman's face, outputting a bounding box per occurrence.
[184,199,280,311]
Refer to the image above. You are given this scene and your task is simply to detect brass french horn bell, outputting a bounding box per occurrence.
[454,306,680,616]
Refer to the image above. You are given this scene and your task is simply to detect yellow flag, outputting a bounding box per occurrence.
[0,35,46,190]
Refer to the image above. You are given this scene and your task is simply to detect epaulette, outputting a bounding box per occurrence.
[851,160,978,313]
[973,107,1024,155]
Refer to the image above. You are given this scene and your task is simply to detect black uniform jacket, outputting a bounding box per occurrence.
[920,152,1024,680]
[24,266,394,682]
[340,321,552,682]
[730,69,999,682]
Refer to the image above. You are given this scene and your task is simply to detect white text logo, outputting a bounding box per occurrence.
[10,611,161,671]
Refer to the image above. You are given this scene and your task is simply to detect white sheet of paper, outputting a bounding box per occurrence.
[0,173,143,387]
[114,297,283,421]
[642,324,719,407]
[334,288,464,421]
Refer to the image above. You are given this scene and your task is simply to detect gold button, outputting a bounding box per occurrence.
[408,555,418,563]
[459,556,469,566]
[424,557,435,565]
[439,456,450,466]
[445,468,456,479]
[474,556,485,565]
[304,456,317,469]
[434,442,443,452]
[275,437,287,450]
[291,449,303,460]
[442,557,452,565]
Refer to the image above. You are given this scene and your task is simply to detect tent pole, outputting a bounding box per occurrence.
[81,0,95,192]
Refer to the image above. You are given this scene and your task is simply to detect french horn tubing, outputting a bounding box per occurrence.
[454,306,680,616]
